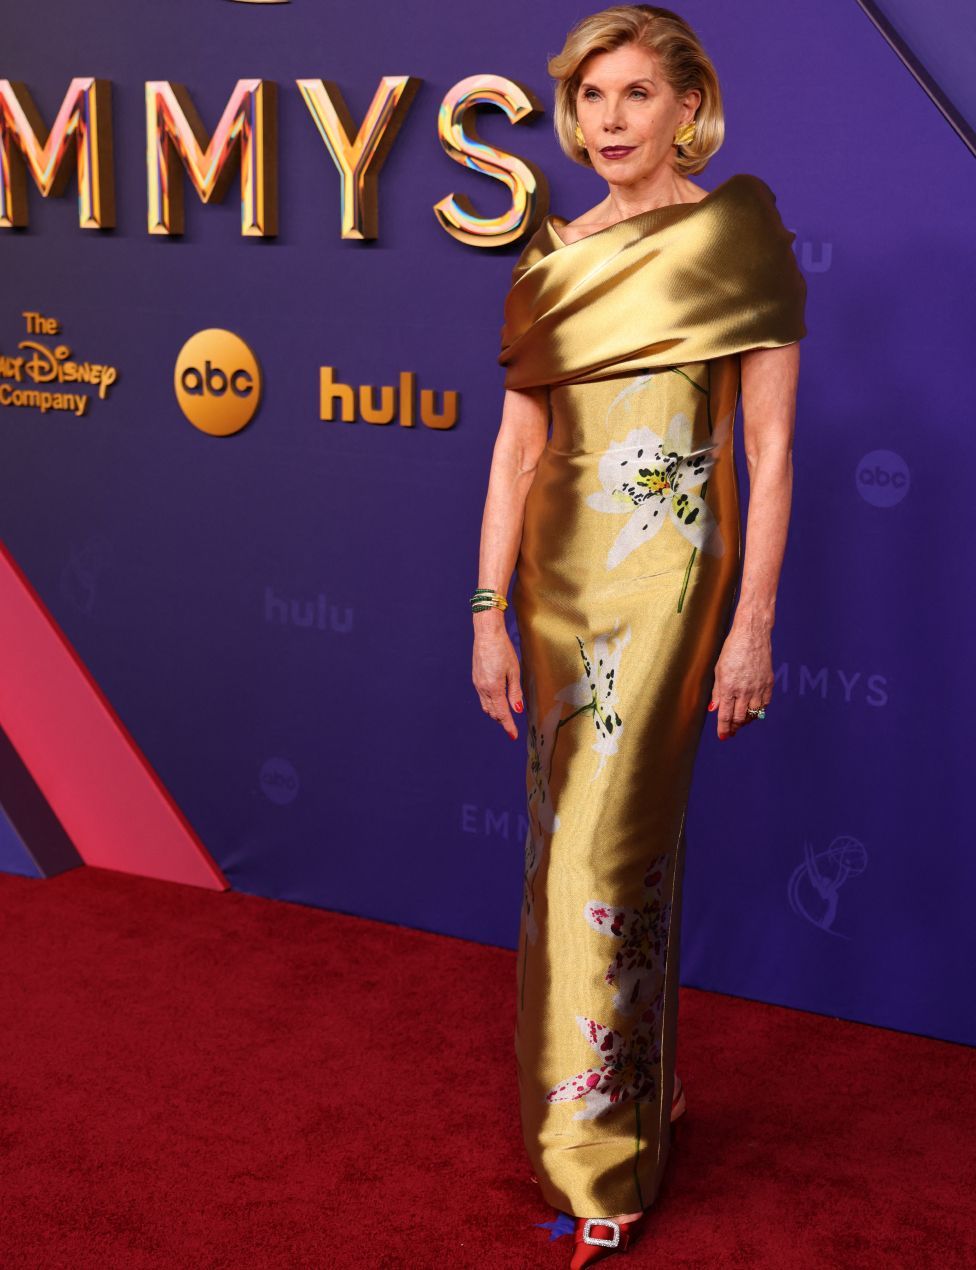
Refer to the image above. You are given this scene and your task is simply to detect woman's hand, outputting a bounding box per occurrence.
[472,614,524,740]
[470,386,548,741]
[708,619,773,740]
[711,341,797,740]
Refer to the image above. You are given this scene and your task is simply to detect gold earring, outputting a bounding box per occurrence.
[673,120,697,148]
[574,122,586,149]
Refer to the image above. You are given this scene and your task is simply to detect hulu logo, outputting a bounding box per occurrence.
[319,366,458,429]
[264,586,353,633]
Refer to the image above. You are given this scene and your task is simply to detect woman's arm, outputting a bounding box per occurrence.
[472,385,550,740]
[709,341,800,740]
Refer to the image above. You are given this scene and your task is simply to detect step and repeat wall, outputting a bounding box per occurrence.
[1,0,973,1046]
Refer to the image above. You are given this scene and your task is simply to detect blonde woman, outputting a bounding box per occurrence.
[473,5,806,1264]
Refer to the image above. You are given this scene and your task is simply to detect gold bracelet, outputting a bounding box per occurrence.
[470,587,508,613]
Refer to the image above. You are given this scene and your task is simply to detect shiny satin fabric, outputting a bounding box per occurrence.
[500,174,806,1216]
[498,172,807,391]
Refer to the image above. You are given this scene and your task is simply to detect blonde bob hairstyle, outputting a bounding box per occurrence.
[549,5,724,175]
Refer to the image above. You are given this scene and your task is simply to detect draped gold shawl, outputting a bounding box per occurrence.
[497,173,807,391]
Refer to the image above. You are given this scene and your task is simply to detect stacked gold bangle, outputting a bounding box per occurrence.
[470,587,508,613]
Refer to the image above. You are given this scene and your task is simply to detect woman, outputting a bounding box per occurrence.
[472,6,806,1264]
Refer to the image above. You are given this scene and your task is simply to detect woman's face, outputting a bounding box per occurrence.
[574,42,700,181]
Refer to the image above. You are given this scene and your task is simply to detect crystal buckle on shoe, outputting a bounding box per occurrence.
[583,1218,621,1248]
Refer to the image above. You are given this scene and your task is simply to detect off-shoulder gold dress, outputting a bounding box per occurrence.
[497,173,807,1217]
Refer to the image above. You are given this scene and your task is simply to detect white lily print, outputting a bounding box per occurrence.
[554,622,631,780]
[544,987,664,1119]
[584,854,673,1015]
[586,410,732,569]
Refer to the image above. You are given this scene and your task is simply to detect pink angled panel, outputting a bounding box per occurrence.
[0,541,227,889]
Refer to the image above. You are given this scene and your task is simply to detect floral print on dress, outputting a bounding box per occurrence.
[544,987,664,1120]
[584,854,673,1016]
[517,622,632,1010]
[543,845,675,1212]
[554,622,631,780]
[585,410,732,569]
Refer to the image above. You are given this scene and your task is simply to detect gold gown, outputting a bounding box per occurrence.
[497,173,807,1216]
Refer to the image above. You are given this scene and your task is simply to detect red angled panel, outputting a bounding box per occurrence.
[0,541,227,890]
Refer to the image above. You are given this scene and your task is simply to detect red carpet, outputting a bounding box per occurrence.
[0,867,973,1268]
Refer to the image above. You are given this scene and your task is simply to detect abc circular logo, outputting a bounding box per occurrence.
[855,449,910,507]
[259,757,299,806]
[174,329,262,435]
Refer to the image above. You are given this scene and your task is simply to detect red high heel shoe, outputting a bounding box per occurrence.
[569,1211,647,1267]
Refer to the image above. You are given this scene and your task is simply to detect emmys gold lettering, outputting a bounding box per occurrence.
[0,74,546,244]
[319,366,458,429]
[0,311,119,416]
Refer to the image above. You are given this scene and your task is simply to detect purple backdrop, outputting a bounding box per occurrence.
[2,1,974,1046]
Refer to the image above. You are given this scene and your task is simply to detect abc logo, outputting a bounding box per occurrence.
[855,449,910,507]
[174,329,262,435]
[259,757,300,806]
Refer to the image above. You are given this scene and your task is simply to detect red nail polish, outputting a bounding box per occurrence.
[514,701,523,713]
